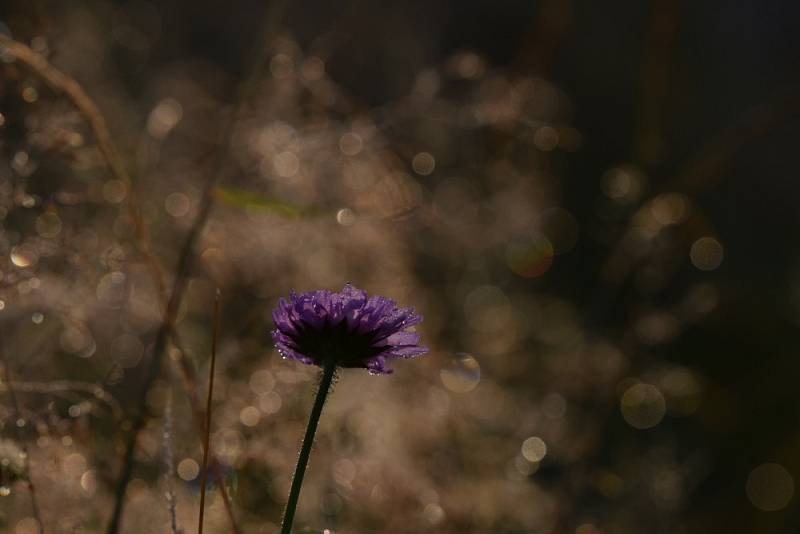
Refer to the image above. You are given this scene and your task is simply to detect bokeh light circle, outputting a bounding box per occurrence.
[746,463,794,511]
[440,353,481,393]
[620,383,666,429]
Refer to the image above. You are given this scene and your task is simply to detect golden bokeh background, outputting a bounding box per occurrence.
[1,1,799,533]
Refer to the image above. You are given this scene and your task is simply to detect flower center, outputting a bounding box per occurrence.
[289,319,385,367]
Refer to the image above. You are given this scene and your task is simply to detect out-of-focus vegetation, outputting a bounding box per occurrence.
[1,1,800,533]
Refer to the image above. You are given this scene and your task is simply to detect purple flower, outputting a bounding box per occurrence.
[271,284,427,374]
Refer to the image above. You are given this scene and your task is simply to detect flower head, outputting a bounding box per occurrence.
[271,284,427,374]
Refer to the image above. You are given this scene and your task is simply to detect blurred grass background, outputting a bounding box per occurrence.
[1,1,800,533]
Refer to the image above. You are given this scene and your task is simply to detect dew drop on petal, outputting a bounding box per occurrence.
[440,353,481,393]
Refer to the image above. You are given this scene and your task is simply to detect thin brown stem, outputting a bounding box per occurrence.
[0,35,166,301]
[198,291,221,534]
[0,34,243,531]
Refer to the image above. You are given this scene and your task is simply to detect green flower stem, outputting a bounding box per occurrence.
[280,358,337,534]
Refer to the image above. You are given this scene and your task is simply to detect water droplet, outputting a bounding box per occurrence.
[336,208,356,226]
[423,503,445,525]
[440,353,481,393]
[249,369,275,394]
[239,406,260,427]
[521,437,547,462]
[165,192,191,217]
[270,53,294,78]
[620,383,666,429]
[80,470,97,495]
[10,245,38,268]
[506,235,554,278]
[147,98,183,138]
[747,463,794,511]
[412,152,436,176]
[102,180,127,203]
[258,391,282,414]
[601,165,644,203]
[22,86,38,103]
[31,312,43,324]
[690,237,724,271]
[60,325,96,358]
[339,132,363,156]
[301,56,325,81]
[273,151,300,178]
[177,458,199,481]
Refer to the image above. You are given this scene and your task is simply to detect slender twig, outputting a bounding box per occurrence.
[281,360,337,534]
[162,388,180,534]
[0,35,166,301]
[0,328,44,534]
[0,37,241,526]
[0,379,123,419]
[198,291,221,534]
